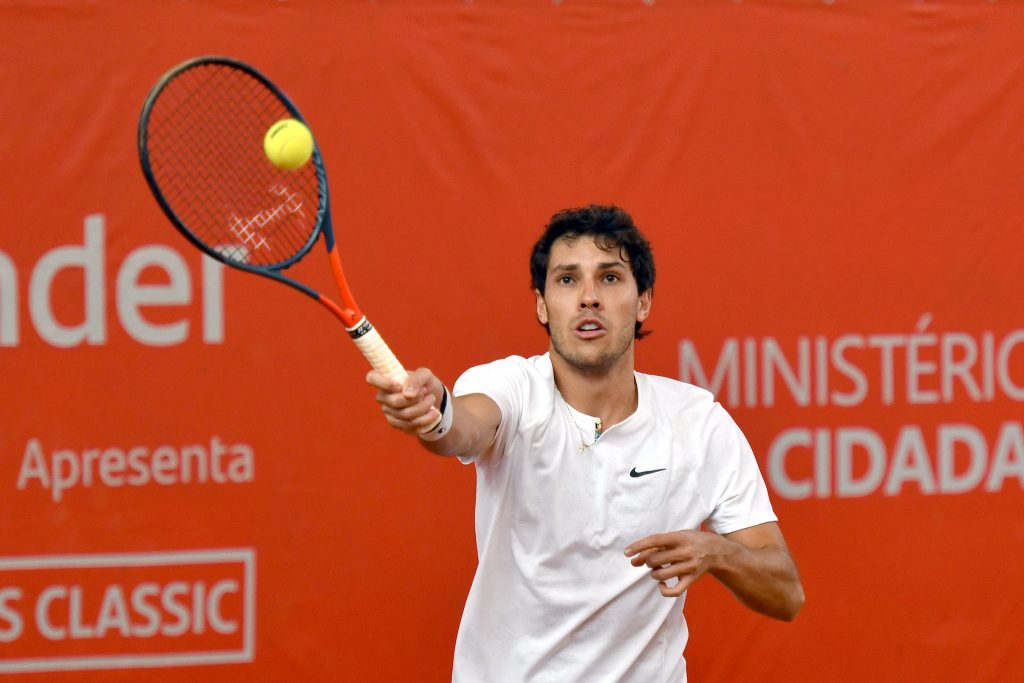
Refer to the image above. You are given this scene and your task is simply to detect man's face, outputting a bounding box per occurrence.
[536,236,652,374]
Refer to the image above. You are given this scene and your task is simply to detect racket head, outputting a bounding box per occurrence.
[138,56,331,273]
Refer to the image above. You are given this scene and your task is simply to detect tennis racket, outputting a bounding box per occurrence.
[137,55,407,383]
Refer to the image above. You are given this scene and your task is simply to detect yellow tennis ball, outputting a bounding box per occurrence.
[263,118,314,170]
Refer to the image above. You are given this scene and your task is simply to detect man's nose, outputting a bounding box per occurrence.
[579,281,600,309]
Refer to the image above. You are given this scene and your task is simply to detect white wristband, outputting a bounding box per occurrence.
[419,385,454,441]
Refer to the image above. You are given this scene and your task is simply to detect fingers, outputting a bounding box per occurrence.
[658,574,699,598]
[629,547,661,567]
[381,393,440,435]
[624,532,674,557]
[649,559,699,582]
[375,383,429,411]
[366,367,441,397]
[368,367,445,435]
[380,391,436,419]
[626,530,708,598]
[643,546,687,569]
[366,369,402,393]
[627,531,705,563]
[638,558,703,598]
[402,367,442,398]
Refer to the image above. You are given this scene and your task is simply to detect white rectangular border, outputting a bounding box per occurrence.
[0,548,255,674]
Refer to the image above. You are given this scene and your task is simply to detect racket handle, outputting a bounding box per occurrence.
[347,317,408,383]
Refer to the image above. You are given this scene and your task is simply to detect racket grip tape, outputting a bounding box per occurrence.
[347,317,408,383]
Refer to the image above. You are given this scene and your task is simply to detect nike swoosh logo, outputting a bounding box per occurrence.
[629,467,666,478]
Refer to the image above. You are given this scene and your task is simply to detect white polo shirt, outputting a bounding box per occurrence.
[451,353,777,683]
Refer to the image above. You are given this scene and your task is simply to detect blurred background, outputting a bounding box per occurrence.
[1,1,1021,680]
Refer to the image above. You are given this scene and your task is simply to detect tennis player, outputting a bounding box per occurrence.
[367,205,804,682]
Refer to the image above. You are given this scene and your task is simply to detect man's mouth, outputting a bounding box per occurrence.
[575,319,606,339]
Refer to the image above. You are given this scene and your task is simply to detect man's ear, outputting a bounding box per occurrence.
[535,289,548,325]
[636,289,652,323]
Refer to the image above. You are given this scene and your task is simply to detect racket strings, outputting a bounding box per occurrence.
[162,67,315,262]
[152,67,315,259]
[144,62,321,269]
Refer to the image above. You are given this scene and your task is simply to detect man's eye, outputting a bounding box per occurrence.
[603,273,620,283]
[559,275,573,284]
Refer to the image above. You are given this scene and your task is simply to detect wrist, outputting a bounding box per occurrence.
[418,384,453,441]
[707,532,742,574]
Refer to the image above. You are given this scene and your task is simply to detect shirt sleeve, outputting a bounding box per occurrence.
[452,356,529,464]
[700,404,778,535]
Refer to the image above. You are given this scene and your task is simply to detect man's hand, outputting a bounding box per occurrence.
[366,368,445,435]
[625,523,804,620]
[624,531,726,597]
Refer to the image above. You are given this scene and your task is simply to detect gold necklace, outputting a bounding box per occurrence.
[558,394,603,452]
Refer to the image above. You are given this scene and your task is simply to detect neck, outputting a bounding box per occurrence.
[550,346,638,428]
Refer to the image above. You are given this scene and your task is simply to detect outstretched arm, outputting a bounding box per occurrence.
[624,522,804,621]
[366,368,501,458]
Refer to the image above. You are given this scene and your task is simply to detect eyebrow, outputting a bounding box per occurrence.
[550,261,627,272]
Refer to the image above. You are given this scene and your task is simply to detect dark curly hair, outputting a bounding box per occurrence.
[529,204,655,339]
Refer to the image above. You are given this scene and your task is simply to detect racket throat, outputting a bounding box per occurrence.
[317,295,360,328]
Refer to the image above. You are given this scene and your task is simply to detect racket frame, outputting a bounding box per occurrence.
[137,55,365,328]
[137,56,416,387]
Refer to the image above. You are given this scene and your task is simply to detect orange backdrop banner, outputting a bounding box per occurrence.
[1,1,1022,681]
